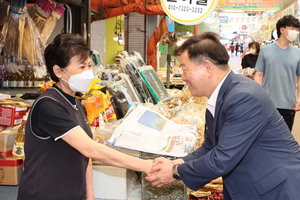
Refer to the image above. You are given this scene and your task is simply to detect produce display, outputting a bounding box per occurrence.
[29,0,65,45]
[3,0,27,73]
[22,12,47,78]
[238,67,256,80]
[142,173,188,200]
[189,177,223,200]
[1,0,65,79]
[0,1,10,53]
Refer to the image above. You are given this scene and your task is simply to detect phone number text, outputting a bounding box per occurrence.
[168,5,204,13]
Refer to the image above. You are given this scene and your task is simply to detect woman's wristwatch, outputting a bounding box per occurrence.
[172,164,181,180]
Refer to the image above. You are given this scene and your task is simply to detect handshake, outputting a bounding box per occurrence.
[143,157,185,188]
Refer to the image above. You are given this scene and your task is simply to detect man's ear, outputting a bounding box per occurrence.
[53,65,63,79]
[280,27,285,34]
[203,60,214,76]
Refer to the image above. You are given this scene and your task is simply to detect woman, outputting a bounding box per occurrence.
[241,42,260,68]
[17,33,152,200]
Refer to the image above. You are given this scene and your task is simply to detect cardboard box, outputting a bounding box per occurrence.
[0,106,27,127]
[93,163,139,200]
[0,127,19,158]
[0,157,24,185]
[0,93,11,99]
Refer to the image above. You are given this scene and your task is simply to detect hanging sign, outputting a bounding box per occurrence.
[216,0,280,11]
[161,0,218,25]
[166,16,175,32]
[204,10,219,25]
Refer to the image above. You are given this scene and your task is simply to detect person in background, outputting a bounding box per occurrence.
[254,15,300,131]
[145,32,300,200]
[240,43,244,55]
[229,44,235,56]
[17,33,152,200]
[241,41,260,68]
[224,43,228,51]
[235,42,240,56]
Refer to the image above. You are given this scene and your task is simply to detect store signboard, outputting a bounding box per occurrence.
[282,3,295,17]
[161,0,218,25]
[217,0,280,11]
[175,22,194,33]
[204,10,219,25]
[261,29,272,41]
[219,16,228,24]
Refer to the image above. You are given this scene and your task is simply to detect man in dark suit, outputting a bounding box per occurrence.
[146,32,300,199]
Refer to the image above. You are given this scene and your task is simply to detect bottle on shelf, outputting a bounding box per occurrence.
[44,73,50,83]
[10,72,17,88]
[16,72,25,89]
[23,70,29,88]
[27,69,35,89]
[12,120,26,160]
[3,71,10,89]
[34,76,44,89]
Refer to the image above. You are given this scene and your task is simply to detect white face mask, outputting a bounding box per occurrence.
[62,69,94,92]
[284,30,299,42]
[250,49,256,54]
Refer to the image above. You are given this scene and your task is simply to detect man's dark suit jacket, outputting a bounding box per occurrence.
[178,71,300,200]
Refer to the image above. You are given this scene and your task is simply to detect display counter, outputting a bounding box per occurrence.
[0,89,40,98]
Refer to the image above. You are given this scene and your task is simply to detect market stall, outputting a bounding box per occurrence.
[0,1,224,199]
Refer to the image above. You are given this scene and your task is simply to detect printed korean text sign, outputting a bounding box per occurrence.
[161,0,218,25]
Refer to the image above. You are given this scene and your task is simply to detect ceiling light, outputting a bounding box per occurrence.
[113,34,119,41]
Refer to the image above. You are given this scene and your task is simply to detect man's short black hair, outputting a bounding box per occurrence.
[174,32,229,70]
[276,15,300,38]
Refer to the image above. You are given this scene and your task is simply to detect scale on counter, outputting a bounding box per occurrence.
[20,93,41,100]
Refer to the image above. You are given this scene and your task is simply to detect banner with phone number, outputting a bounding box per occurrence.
[216,0,280,11]
[161,0,218,25]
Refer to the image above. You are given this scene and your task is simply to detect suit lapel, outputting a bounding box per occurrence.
[205,109,215,145]
[214,71,235,119]
[211,71,236,146]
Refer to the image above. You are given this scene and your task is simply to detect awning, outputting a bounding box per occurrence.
[91,0,165,20]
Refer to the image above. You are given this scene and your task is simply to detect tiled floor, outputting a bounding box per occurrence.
[228,53,300,144]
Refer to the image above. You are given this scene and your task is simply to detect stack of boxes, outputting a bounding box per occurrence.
[0,96,30,185]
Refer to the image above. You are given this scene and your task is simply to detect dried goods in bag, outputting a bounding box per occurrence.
[22,12,47,78]
[3,0,27,73]
[0,1,10,54]
[40,2,65,45]
[29,0,55,32]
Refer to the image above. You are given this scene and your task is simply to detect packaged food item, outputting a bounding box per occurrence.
[103,91,117,122]
[0,126,19,158]
[83,94,105,127]
[39,80,55,92]
[12,120,26,159]
[0,98,31,127]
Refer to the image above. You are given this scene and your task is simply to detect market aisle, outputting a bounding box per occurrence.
[228,53,242,71]
[228,54,300,144]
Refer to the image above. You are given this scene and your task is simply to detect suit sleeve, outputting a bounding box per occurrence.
[183,125,214,162]
[178,91,269,191]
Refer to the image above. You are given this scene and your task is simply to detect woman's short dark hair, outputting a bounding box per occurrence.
[174,32,229,70]
[249,42,260,54]
[44,33,90,82]
[276,15,300,38]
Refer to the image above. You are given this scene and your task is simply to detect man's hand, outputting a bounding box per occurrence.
[152,157,172,166]
[152,157,185,166]
[293,99,300,111]
[145,161,176,187]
